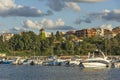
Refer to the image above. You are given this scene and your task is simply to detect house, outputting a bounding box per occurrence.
[104,29,113,39]
[2,33,14,42]
[65,30,76,39]
[112,27,120,36]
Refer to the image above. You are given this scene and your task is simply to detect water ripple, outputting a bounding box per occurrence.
[0,65,119,80]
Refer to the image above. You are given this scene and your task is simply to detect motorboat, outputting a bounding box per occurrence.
[82,49,111,68]
[2,59,13,64]
[42,56,58,66]
[69,56,82,66]
[42,56,69,66]
[12,57,24,65]
[0,58,13,64]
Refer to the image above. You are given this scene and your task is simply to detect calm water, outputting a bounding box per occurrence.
[0,64,120,80]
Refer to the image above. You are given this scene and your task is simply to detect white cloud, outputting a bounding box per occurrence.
[66,2,80,11]
[9,27,26,33]
[23,20,42,29]
[41,19,55,28]
[89,9,120,22]
[113,9,120,14]
[47,0,104,12]
[47,1,81,12]
[0,27,26,34]
[100,24,113,31]
[11,27,26,31]
[56,18,65,26]
[0,0,16,10]
[23,18,74,30]
[102,9,120,22]
[103,9,110,13]
[0,0,52,17]
[75,9,120,24]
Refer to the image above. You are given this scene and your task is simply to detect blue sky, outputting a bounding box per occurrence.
[0,0,120,33]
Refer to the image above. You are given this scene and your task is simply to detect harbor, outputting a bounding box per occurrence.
[0,0,120,80]
[0,49,120,80]
[0,49,120,69]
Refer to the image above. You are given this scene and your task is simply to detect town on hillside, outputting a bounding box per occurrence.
[1,26,120,42]
[0,26,120,57]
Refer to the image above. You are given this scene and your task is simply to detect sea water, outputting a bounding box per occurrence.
[0,64,119,80]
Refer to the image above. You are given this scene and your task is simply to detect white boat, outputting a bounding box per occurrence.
[82,49,111,68]
[12,57,25,65]
[69,56,82,66]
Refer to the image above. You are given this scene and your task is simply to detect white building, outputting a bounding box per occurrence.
[2,33,14,42]
[45,32,51,38]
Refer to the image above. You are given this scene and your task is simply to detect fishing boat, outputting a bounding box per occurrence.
[82,49,111,68]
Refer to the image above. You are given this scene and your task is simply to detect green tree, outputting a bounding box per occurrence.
[39,29,46,40]
[64,41,74,55]
[55,31,63,41]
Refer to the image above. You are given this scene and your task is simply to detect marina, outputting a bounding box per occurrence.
[0,0,120,80]
[0,49,120,69]
[0,49,120,80]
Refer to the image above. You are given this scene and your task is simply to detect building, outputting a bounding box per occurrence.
[2,33,14,42]
[40,28,51,38]
[45,32,51,38]
[76,28,96,38]
[104,29,113,39]
[66,30,76,35]
[95,28,116,38]
[96,28,104,37]
[65,30,76,39]
[112,27,120,36]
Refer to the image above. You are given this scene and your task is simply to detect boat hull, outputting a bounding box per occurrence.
[82,62,108,68]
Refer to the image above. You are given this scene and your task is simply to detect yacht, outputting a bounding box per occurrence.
[82,49,111,68]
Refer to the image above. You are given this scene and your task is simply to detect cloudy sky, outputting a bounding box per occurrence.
[0,0,120,33]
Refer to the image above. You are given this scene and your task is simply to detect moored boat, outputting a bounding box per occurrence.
[69,56,82,66]
[82,49,111,68]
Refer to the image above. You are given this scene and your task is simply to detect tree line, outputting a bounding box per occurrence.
[0,30,120,56]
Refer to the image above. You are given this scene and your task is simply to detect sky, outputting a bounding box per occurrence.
[0,0,120,34]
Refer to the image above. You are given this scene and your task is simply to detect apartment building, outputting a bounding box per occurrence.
[76,28,96,38]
